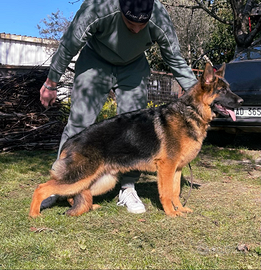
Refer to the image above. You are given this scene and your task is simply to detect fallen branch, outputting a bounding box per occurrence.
[0,67,70,152]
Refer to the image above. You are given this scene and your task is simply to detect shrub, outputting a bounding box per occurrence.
[96,98,117,122]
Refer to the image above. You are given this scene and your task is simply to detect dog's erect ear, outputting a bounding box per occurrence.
[215,63,226,78]
[202,62,215,84]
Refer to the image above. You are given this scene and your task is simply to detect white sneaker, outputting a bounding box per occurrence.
[117,188,146,214]
[40,194,59,210]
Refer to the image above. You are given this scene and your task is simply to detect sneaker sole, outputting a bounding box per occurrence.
[127,208,146,214]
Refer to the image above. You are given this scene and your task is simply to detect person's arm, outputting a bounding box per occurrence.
[40,1,99,107]
[48,2,99,82]
[160,47,198,91]
[40,78,57,108]
[150,2,198,91]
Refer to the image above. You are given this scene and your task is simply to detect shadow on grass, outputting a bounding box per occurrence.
[52,181,163,213]
[54,174,197,213]
[93,181,163,210]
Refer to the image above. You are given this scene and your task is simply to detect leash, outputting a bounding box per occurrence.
[182,163,193,207]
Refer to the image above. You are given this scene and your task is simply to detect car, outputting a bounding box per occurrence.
[210,44,261,133]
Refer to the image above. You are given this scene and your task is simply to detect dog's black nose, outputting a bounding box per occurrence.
[238,98,244,106]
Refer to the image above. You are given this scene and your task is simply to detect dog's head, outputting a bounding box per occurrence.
[201,62,243,121]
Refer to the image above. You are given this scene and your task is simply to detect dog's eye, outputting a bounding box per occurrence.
[217,88,227,94]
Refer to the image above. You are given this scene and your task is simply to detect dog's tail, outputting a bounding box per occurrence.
[50,158,69,180]
[50,151,104,183]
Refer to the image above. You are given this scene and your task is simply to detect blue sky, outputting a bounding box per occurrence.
[1,0,83,38]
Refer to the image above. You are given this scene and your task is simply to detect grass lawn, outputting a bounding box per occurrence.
[0,142,260,269]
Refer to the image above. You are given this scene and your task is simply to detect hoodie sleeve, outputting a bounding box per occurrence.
[48,1,99,82]
[150,1,198,91]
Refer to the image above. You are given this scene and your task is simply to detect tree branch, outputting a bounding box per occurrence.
[162,0,233,25]
[193,0,232,25]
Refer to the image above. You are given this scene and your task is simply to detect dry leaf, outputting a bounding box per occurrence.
[138,219,146,222]
[237,244,250,252]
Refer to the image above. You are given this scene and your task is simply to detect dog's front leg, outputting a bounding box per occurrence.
[172,169,193,214]
[157,160,183,217]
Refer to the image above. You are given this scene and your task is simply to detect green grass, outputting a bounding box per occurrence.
[0,145,260,269]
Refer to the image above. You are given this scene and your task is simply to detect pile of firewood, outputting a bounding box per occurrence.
[0,68,70,151]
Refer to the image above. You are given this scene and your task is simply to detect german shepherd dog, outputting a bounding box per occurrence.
[29,63,243,218]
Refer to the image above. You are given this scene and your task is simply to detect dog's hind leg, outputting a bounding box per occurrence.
[29,176,96,218]
[67,194,101,212]
[64,174,118,216]
[172,169,193,213]
[65,189,93,216]
[29,180,58,218]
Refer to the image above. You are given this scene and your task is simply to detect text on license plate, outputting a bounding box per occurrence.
[234,107,261,117]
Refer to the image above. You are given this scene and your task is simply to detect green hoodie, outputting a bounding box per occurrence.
[48,0,197,91]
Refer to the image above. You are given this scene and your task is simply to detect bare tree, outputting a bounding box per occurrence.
[37,10,72,40]
[165,0,261,54]
[230,0,261,53]
[37,10,72,52]
[146,0,213,70]
[165,0,213,67]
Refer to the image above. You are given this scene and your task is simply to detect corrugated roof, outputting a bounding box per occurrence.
[0,32,56,44]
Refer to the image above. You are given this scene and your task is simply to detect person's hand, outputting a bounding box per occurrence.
[40,79,57,108]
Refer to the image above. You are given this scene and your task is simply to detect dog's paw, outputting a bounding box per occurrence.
[92,204,101,210]
[165,210,184,217]
[178,206,193,213]
[29,212,41,218]
[65,208,80,216]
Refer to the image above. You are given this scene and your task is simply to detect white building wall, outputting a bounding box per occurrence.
[0,33,54,66]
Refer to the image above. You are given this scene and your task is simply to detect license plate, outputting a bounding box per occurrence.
[234,106,261,117]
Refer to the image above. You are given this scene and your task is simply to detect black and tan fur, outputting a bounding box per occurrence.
[29,63,243,218]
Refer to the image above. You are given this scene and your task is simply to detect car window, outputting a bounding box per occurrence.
[232,46,261,62]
